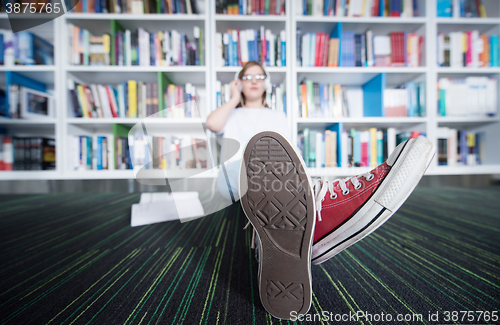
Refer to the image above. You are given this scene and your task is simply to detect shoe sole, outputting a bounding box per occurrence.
[239,131,315,320]
[312,136,435,265]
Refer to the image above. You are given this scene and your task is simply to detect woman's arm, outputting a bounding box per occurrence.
[205,79,241,133]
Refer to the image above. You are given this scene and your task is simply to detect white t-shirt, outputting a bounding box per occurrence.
[216,108,292,164]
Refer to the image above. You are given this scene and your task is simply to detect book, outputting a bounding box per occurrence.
[2,137,55,171]
[216,0,285,14]
[217,28,285,67]
[0,31,53,66]
[439,31,499,68]
[298,0,419,17]
[438,77,497,117]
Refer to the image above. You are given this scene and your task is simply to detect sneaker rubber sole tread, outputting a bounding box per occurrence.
[240,131,315,320]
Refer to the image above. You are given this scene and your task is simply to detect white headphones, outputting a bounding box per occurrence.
[234,66,272,107]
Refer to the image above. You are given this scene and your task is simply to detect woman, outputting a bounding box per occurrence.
[206,61,291,201]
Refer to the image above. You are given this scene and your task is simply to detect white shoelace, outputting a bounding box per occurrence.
[313,172,374,222]
[243,221,257,249]
[243,172,375,247]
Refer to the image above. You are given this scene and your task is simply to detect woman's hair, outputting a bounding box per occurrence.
[236,61,269,108]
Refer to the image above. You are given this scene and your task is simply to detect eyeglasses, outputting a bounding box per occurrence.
[241,74,267,81]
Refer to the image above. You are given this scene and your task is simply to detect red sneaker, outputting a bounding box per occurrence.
[311,136,435,265]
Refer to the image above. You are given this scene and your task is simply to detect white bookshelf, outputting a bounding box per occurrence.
[0,0,499,181]
[61,0,213,180]
[291,0,500,178]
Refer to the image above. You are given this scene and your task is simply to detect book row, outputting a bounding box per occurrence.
[298,82,348,118]
[298,126,423,168]
[214,28,286,67]
[0,136,56,171]
[0,30,54,66]
[215,81,286,114]
[69,80,199,118]
[436,127,484,166]
[297,0,419,17]
[437,0,487,18]
[66,0,200,14]
[0,84,53,120]
[216,0,285,15]
[383,82,426,117]
[68,24,204,66]
[437,32,499,68]
[1,131,489,171]
[70,132,208,171]
[70,134,131,170]
[128,133,207,170]
[438,77,497,117]
[297,29,423,67]
[0,72,52,120]
[297,80,425,118]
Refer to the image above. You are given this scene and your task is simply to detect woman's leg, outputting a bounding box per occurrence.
[216,159,241,202]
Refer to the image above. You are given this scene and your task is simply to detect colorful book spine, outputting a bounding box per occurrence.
[369,128,377,167]
[491,36,499,67]
[128,80,137,117]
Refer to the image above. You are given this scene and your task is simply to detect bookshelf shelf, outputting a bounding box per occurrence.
[436,67,500,73]
[64,169,216,179]
[297,118,428,130]
[436,117,500,128]
[297,117,428,124]
[307,165,500,177]
[295,16,427,24]
[66,66,207,72]
[0,119,57,125]
[66,118,205,124]
[214,14,286,21]
[431,165,500,175]
[436,18,500,25]
[296,67,428,73]
[0,66,56,72]
[0,171,60,180]
[0,169,216,180]
[65,13,207,20]
[0,13,60,20]
[436,116,500,122]
[215,66,287,73]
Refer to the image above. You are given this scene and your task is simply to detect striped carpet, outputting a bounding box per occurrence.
[0,186,499,324]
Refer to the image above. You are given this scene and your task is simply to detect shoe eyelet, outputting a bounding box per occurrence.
[342,189,350,196]
[354,182,362,190]
[321,197,325,203]
[330,192,337,200]
[366,173,374,181]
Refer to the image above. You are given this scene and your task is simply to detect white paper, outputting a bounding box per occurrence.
[139,191,199,203]
[131,192,204,227]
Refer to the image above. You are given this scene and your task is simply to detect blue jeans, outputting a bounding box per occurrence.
[217,159,241,202]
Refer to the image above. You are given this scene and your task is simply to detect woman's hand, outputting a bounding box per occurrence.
[230,79,242,103]
[206,80,241,133]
